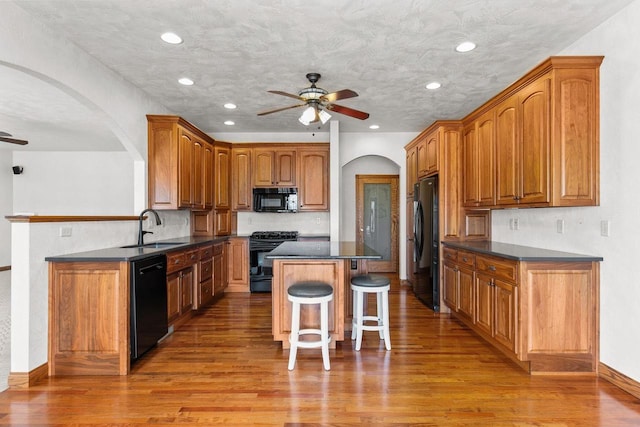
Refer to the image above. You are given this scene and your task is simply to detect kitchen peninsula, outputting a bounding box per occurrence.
[266,241,381,348]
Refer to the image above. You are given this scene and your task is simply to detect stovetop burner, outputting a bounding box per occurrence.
[250,231,298,240]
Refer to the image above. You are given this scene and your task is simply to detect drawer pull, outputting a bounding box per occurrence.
[488,265,496,271]
[462,257,469,262]
[174,259,181,264]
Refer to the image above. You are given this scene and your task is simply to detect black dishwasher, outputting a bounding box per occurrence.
[130,255,168,362]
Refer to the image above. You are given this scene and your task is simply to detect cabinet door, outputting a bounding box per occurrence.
[462,124,478,206]
[442,262,458,310]
[274,150,296,186]
[232,148,252,211]
[475,273,493,336]
[416,137,428,177]
[227,238,249,288]
[167,272,181,322]
[458,267,475,321]
[298,148,329,211]
[214,208,231,236]
[215,145,231,209]
[213,251,225,295]
[495,95,519,205]
[493,278,517,353]
[178,129,194,208]
[253,149,274,187]
[181,268,194,313]
[477,110,496,206]
[203,142,214,209]
[405,145,417,196]
[405,196,415,285]
[192,138,204,209]
[519,77,550,205]
[425,132,439,175]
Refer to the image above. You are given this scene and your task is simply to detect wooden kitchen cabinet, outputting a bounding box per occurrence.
[253,147,296,187]
[166,248,198,326]
[213,242,226,295]
[203,142,214,209]
[226,237,249,292]
[48,261,130,376]
[405,195,415,286]
[463,109,496,207]
[231,147,252,211]
[496,78,550,206]
[214,143,232,236]
[441,242,600,373]
[147,115,215,210]
[297,146,330,211]
[405,144,417,196]
[194,244,214,309]
[417,129,439,178]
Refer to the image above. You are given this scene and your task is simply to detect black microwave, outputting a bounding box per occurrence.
[253,188,298,212]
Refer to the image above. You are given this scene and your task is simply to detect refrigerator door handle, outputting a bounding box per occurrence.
[414,201,424,262]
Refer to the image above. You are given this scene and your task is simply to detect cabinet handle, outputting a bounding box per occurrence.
[462,257,468,262]
[174,259,180,264]
[488,265,496,272]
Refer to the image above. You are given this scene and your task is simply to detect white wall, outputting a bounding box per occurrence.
[12,152,135,215]
[341,155,400,242]
[0,153,12,266]
[492,0,640,382]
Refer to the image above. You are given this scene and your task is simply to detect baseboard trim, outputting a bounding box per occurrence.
[599,362,640,399]
[8,363,48,389]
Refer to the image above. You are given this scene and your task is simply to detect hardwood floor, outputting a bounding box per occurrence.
[1,275,639,426]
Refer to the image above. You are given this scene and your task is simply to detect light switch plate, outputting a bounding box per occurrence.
[601,220,610,237]
[556,219,565,234]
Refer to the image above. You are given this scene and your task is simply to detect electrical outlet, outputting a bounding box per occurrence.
[513,218,519,230]
[601,220,610,237]
[556,219,565,234]
[59,226,72,237]
[315,217,321,225]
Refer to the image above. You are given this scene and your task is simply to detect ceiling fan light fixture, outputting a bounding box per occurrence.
[319,109,331,124]
[298,106,317,125]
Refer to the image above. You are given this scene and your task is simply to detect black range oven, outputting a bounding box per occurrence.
[249,231,298,292]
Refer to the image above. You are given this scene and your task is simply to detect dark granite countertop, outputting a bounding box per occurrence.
[266,241,381,260]
[45,235,232,262]
[442,240,603,262]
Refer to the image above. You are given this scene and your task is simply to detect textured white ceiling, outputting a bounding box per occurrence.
[1,0,635,150]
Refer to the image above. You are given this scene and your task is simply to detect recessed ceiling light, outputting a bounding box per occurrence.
[455,41,476,53]
[178,77,194,86]
[224,103,237,109]
[369,125,380,130]
[224,120,235,126]
[426,82,441,90]
[161,32,183,44]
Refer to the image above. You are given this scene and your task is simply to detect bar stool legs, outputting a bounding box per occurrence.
[350,274,391,351]
[287,282,334,371]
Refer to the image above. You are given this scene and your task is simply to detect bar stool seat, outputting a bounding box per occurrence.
[351,274,391,351]
[287,281,333,371]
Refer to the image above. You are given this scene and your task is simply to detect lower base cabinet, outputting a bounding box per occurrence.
[442,243,600,374]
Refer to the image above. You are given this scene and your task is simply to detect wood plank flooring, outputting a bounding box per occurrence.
[1,275,639,426]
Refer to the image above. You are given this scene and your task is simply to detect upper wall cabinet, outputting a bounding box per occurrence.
[462,56,603,208]
[297,146,330,211]
[147,115,214,210]
[253,147,296,187]
[231,147,252,211]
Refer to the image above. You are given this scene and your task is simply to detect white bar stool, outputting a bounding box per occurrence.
[287,282,334,371]
[351,274,391,351]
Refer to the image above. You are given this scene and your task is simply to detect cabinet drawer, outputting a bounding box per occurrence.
[199,244,213,260]
[443,247,458,262]
[185,249,200,266]
[458,251,475,268]
[166,251,187,273]
[212,243,224,256]
[199,259,213,282]
[476,255,517,282]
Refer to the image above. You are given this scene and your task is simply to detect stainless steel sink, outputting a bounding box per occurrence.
[120,242,187,249]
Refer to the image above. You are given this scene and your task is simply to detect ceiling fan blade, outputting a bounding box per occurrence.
[267,90,304,101]
[321,89,358,103]
[0,136,29,145]
[325,103,370,120]
[257,103,306,116]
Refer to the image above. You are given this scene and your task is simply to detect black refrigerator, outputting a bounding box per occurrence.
[413,176,439,311]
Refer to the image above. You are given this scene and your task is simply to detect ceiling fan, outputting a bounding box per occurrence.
[0,131,28,145]
[257,73,370,125]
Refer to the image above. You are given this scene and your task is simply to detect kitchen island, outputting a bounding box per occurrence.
[266,241,381,349]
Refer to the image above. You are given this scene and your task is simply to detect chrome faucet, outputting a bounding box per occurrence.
[137,208,162,245]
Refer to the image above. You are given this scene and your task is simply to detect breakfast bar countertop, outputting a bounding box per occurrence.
[442,240,603,262]
[265,241,382,260]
